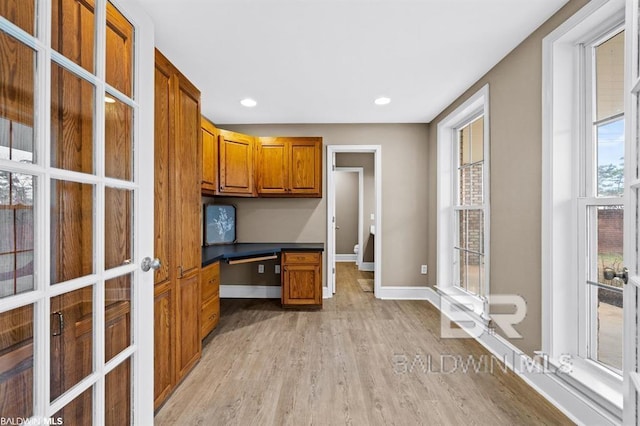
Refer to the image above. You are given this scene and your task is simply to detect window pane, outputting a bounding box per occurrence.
[596,31,625,121]
[106,358,131,425]
[105,96,133,180]
[105,187,132,270]
[50,286,94,402]
[105,274,132,362]
[51,0,95,74]
[52,385,92,425]
[0,305,34,418]
[470,117,483,163]
[50,179,94,284]
[106,2,134,98]
[459,163,483,205]
[458,210,484,254]
[0,172,35,298]
[0,30,36,163]
[467,253,483,296]
[596,118,624,197]
[588,205,623,371]
[51,63,95,174]
[456,248,467,291]
[0,0,36,35]
[459,125,470,165]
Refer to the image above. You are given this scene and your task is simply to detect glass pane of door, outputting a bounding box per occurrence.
[0,305,34,418]
[50,285,94,402]
[106,1,134,98]
[51,0,95,74]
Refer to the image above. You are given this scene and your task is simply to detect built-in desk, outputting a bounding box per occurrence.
[202,243,324,267]
[201,243,325,309]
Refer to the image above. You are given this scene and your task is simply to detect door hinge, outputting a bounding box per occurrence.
[333,267,335,274]
[332,164,336,171]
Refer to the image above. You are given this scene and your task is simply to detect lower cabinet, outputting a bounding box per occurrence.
[200,261,221,339]
[281,252,323,307]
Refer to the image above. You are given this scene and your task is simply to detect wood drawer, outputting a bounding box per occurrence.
[201,261,220,301]
[282,251,320,265]
[200,295,220,339]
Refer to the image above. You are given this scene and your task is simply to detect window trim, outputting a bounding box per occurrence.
[541,0,625,414]
[437,84,490,317]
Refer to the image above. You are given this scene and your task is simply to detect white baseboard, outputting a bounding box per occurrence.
[336,254,357,262]
[220,285,281,299]
[359,262,375,272]
[425,288,620,426]
[377,286,430,300]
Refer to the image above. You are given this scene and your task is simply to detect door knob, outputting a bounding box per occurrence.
[603,267,628,284]
[141,257,161,272]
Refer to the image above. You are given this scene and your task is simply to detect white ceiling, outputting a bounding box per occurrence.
[131,0,569,124]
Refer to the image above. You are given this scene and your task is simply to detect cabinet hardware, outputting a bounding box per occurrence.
[52,311,64,337]
[178,265,183,278]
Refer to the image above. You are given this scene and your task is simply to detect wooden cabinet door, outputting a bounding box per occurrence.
[281,252,322,307]
[219,129,255,196]
[201,117,218,195]
[176,271,201,379]
[175,74,201,277]
[256,137,288,195]
[153,283,174,408]
[288,138,322,197]
[153,51,175,409]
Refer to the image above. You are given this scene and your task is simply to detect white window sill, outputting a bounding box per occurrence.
[434,285,489,323]
[549,356,622,417]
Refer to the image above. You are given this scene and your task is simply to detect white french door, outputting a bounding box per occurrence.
[0,0,154,424]
[624,0,640,423]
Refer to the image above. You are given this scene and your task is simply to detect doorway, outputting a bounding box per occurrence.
[326,146,381,297]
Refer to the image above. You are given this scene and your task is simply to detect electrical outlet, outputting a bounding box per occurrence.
[421,265,428,275]
[370,213,375,220]
[275,265,281,274]
[258,264,264,274]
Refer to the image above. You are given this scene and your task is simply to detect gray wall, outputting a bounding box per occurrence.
[335,152,375,263]
[334,171,359,255]
[426,0,590,356]
[217,123,429,288]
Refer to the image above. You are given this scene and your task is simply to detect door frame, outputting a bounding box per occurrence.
[333,167,363,267]
[326,145,381,297]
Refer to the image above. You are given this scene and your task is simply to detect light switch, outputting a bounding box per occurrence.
[370,213,375,220]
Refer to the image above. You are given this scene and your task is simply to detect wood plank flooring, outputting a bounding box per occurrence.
[154,263,573,425]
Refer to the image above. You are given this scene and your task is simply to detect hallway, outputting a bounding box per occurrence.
[155,263,571,425]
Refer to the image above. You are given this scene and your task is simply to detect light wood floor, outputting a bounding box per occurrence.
[155,263,573,425]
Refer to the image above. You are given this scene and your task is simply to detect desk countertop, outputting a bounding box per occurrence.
[202,243,324,267]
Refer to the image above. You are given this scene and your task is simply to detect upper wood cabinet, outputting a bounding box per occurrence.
[218,129,256,196]
[256,137,322,197]
[201,118,219,195]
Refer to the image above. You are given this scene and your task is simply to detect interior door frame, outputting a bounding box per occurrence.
[333,167,363,268]
[326,145,381,298]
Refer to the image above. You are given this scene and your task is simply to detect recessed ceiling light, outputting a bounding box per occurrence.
[240,98,257,107]
[374,97,391,106]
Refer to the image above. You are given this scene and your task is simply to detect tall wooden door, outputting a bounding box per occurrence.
[0,0,155,424]
[174,73,202,380]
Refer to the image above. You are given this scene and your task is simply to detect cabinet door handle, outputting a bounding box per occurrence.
[178,266,183,278]
[52,311,64,337]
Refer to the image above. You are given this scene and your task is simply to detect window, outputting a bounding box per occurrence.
[542,0,626,413]
[580,29,625,373]
[437,85,490,316]
[454,116,485,297]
